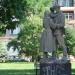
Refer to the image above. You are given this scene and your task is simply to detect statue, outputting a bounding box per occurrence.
[40,4,68,60]
[40,4,71,75]
[40,10,56,58]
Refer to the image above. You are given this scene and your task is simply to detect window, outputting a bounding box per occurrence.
[58,0,74,7]
[64,12,74,20]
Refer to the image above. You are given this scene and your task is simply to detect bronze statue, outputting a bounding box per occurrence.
[40,10,56,58]
[40,4,68,60]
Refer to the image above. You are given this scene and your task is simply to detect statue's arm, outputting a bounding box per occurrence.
[55,13,65,28]
[43,16,48,28]
[43,11,50,28]
[49,18,56,29]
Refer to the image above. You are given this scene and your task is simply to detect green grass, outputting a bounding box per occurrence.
[72,62,75,75]
[0,62,35,75]
[0,62,34,70]
[0,62,74,75]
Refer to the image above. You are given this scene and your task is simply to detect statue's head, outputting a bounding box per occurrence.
[50,4,60,13]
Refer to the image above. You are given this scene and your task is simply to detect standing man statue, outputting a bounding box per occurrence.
[40,4,68,60]
[50,5,68,59]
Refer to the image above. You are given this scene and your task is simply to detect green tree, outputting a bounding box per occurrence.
[0,0,29,30]
[6,0,52,61]
[65,27,75,56]
[17,0,52,60]
[7,39,21,51]
[0,0,52,31]
[18,15,42,59]
[0,42,7,57]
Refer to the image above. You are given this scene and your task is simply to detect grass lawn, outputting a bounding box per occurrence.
[0,62,35,75]
[72,62,75,75]
[0,62,74,75]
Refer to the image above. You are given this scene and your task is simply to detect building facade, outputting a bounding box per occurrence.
[54,0,75,26]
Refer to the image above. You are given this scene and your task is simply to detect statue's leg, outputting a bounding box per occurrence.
[56,34,68,58]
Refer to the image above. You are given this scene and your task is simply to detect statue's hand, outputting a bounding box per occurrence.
[49,19,56,29]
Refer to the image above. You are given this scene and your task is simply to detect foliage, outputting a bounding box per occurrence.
[0,0,29,31]
[17,16,42,57]
[7,39,21,51]
[3,0,75,58]
[26,0,52,14]
[65,27,75,56]
[17,0,52,59]
[0,0,52,35]
[0,42,7,56]
[0,23,6,35]
[7,0,52,57]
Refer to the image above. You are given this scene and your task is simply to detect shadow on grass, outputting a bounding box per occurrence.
[0,69,36,75]
[72,69,75,75]
[0,69,74,75]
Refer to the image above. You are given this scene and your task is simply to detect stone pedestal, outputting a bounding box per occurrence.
[40,59,71,75]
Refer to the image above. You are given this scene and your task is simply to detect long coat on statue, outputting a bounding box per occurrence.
[49,11,66,49]
[40,11,56,53]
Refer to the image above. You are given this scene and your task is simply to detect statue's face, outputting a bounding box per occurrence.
[53,7,60,13]
[50,6,60,14]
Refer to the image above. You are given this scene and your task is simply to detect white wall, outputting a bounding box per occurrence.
[6,26,20,36]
